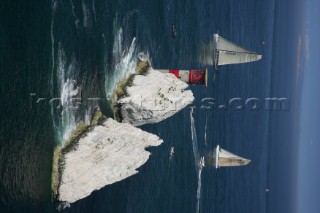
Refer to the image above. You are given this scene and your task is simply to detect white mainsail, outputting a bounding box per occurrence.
[214,145,251,168]
[213,34,262,67]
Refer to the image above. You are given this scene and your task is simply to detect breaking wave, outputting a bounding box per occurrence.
[60,79,80,142]
[50,1,95,145]
[104,21,138,100]
[51,45,82,144]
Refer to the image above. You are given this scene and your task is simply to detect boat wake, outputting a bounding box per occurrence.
[190,108,200,170]
[196,166,203,213]
[204,114,208,146]
[190,109,203,213]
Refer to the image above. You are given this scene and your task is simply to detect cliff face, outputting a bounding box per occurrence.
[118,69,194,126]
[54,60,194,204]
[56,118,163,203]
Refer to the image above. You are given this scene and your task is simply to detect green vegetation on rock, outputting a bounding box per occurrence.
[51,146,62,201]
[51,110,106,201]
[112,59,151,122]
[91,110,105,126]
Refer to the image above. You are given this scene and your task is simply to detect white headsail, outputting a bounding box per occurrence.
[213,34,262,67]
[214,145,251,168]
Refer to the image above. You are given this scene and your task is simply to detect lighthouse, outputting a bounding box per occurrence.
[156,69,208,86]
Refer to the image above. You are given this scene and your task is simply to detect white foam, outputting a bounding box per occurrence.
[105,26,137,99]
[56,44,66,92]
[84,105,92,125]
[60,79,80,142]
[50,1,92,146]
[55,47,79,143]
[54,45,89,144]
[60,79,79,107]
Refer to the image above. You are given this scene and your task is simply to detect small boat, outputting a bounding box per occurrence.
[169,147,174,159]
[199,157,205,168]
[172,25,177,38]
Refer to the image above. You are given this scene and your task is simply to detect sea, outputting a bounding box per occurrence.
[0,0,276,212]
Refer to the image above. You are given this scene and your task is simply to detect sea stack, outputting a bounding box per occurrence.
[112,60,195,126]
[52,111,163,204]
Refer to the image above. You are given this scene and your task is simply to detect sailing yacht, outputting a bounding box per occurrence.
[213,34,262,68]
[214,145,251,169]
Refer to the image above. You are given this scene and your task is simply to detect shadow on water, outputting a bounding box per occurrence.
[0,0,55,208]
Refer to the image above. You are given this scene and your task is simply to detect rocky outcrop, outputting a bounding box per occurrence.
[113,60,194,126]
[52,113,163,204]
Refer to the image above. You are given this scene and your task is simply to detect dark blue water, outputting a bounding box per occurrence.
[0,0,276,212]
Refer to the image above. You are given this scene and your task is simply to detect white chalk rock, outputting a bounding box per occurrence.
[119,69,194,126]
[58,118,163,203]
